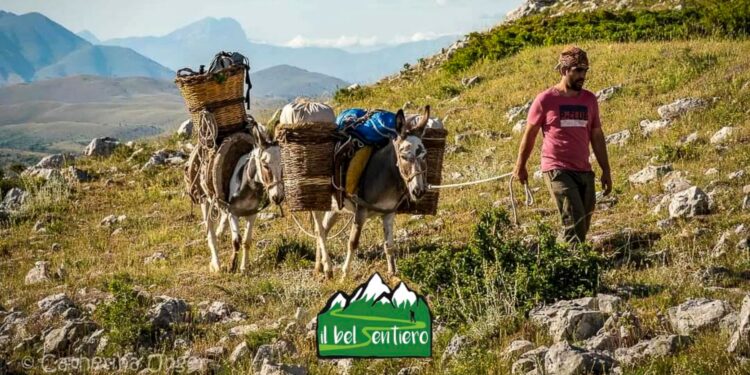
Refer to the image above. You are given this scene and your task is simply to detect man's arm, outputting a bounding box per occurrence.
[590,127,612,195]
[513,122,542,184]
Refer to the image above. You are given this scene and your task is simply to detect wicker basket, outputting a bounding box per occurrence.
[275,122,338,211]
[175,65,248,136]
[398,127,448,215]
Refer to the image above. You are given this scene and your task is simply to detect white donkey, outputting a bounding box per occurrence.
[200,125,284,273]
[312,106,431,280]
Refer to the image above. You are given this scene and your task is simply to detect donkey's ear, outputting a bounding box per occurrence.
[252,125,269,149]
[411,105,430,136]
[395,109,408,138]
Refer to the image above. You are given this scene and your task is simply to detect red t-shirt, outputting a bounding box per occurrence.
[527,87,601,172]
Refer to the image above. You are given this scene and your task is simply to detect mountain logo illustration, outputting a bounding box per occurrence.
[316,273,432,358]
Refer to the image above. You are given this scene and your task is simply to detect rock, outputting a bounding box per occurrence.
[712,232,732,258]
[710,126,735,144]
[346,84,360,91]
[744,196,750,211]
[530,300,607,342]
[605,130,631,146]
[25,261,52,285]
[657,98,708,120]
[336,358,353,375]
[204,346,226,359]
[600,311,642,347]
[512,346,548,374]
[668,298,732,335]
[43,320,98,354]
[442,334,468,363]
[1,187,27,211]
[705,168,719,175]
[22,167,62,181]
[728,170,746,180]
[147,296,189,329]
[614,335,692,366]
[253,344,278,372]
[258,212,279,221]
[396,367,421,375]
[727,294,750,356]
[462,75,482,87]
[230,341,250,364]
[512,119,526,134]
[177,119,193,138]
[259,362,307,375]
[662,171,691,193]
[669,186,710,218]
[76,328,104,356]
[506,0,557,22]
[596,85,623,102]
[628,165,672,184]
[144,251,167,265]
[62,167,92,183]
[584,332,620,352]
[544,341,617,375]
[640,119,672,136]
[507,102,532,124]
[229,324,259,337]
[36,154,73,169]
[678,132,699,145]
[38,293,76,319]
[503,340,535,359]
[185,357,213,374]
[83,137,120,157]
[596,294,622,315]
[199,301,245,323]
[100,215,118,227]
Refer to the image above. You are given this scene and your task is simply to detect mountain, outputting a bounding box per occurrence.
[322,274,425,313]
[32,45,174,81]
[251,65,349,99]
[103,17,459,83]
[350,273,391,303]
[0,11,175,86]
[76,30,100,44]
[0,11,89,85]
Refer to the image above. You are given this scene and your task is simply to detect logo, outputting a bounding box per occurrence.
[559,104,589,128]
[316,273,432,358]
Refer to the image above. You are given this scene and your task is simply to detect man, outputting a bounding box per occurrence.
[513,46,612,244]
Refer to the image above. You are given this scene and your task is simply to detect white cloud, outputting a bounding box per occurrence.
[435,0,448,5]
[285,35,380,48]
[391,31,451,44]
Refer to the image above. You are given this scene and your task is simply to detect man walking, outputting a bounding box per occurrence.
[513,46,612,244]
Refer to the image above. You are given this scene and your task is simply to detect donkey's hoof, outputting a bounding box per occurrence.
[314,263,323,274]
[325,270,334,280]
[209,263,221,273]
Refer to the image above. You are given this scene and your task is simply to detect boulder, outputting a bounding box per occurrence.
[253,344,278,372]
[640,119,672,136]
[506,102,532,124]
[259,362,307,375]
[177,119,193,138]
[199,301,246,323]
[662,171,692,193]
[596,85,623,102]
[600,311,642,347]
[584,332,620,352]
[461,75,482,87]
[83,137,120,157]
[25,261,52,285]
[530,300,607,342]
[512,119,526,134]
[512,346,548,375]
[668,186,710,218]
[22,168,62,181]
[230,341,250,364]
[38,293,77,320]
[506,0,557,22]
[657,98,708,120]
[628,165,672,184]
[1,188,27,211]
[229,324,259,337]
[614,335,692,366]
[147,296,189,329]
[605,130,631,146]
[43,320,98,354]
[727,295,750,356]
[710,126,735,144]
[442,334,469,363]
[544,341,618,375]
[62,167,92,183]
[35,154,72,169]
[503,340,535,358]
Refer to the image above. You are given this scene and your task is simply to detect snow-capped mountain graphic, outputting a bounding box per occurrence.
[322,273,424,312]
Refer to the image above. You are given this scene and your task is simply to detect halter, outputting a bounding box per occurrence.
[393,137,426,185]
[252,144,282,193]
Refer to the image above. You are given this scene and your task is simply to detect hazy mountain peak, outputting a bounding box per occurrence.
[77,30,100,44]
[167,16,247,42]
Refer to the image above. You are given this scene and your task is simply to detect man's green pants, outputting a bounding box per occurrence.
[543,169,596,244]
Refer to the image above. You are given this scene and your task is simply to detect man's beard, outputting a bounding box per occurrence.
[567,79,585,90]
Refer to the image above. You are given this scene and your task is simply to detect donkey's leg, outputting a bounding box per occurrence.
[215,211,228,237]
[312,212,322,274]
[203,201,221,273]
[342,209,366,281]
[240,214,257,273]
[228,214,242,273]
[382,212,397,276]
[312,211,333,279]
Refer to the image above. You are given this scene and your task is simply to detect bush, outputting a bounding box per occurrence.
[443,1,750,73]
[95,274,154,353]
[399,208,601,324]
[653,143,699,163]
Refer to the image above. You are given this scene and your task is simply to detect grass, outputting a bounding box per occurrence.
[1,30,750,375]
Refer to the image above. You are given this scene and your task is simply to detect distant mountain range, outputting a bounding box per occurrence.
[0,11,173,85]
[250,65,349,99]
[101,17,459,83]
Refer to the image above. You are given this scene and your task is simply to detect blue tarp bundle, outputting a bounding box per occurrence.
[336,108,399,146]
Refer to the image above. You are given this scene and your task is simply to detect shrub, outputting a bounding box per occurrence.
[399,208,601,324]
[95,274,154,353]
[653,143,699,163]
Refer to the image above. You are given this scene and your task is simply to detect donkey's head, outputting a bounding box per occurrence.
[394,105,430,202]
[252,125,285,205]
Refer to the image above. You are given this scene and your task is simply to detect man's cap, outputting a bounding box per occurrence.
[555,46,589,71]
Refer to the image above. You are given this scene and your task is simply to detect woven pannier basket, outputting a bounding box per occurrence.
[175,65,247,137]
[275,122,338,211]
[397,127,448,215]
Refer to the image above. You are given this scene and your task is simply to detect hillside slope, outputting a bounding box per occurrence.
[0,39,748,374]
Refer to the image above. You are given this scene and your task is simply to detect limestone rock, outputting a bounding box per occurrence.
[442,334,469,363]
[83,137,120,157]
[614,335,692,366]
[230,341,250,363]
[544,341,617,375]
[727,295,750,356]
[177,119,193,138]
[147,296,189,329]
[628,165,672,184]
[605,130,631,146]
[507,102,532,124]
[530,300,606,342]
[668,299,733,335]
[668,186,710,218]
[43,320,98,354]
[503,340,535,358]
[596,85,623,102]
[35,154,72,169]
[640,119,672,136]
[657,98,708,120]
[710,126,735,144]
[229,324,259,337]
[25,261,52,285]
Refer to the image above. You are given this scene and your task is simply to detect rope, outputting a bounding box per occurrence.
[289,212,355,240]
[427,172,534,226]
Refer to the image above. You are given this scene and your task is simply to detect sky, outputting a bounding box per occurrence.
[0,0,523,49]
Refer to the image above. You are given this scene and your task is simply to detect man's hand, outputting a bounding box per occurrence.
[600,170,612,196]
[514,164,528,185]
